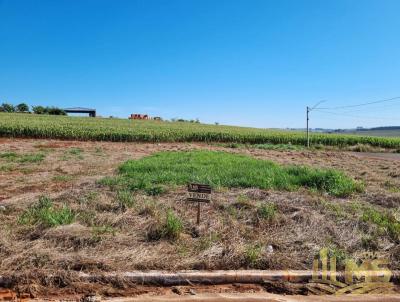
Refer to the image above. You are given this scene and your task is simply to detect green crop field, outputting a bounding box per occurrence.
[1,112,400,148]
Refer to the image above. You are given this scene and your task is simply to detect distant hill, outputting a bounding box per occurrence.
[350,126,400,137]
[367,126,400,131]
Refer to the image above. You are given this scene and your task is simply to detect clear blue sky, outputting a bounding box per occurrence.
[1,0,400,129]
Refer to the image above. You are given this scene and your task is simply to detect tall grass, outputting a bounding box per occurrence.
[147,210,183,241]
[101,150,362,197]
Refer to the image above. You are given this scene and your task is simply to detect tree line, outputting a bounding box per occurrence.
[0,102,66,115]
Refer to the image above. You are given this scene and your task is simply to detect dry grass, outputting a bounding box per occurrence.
[1,138,400,295]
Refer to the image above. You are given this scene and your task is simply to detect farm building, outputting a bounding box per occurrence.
[64,107,96,117]
[129,114,149,120]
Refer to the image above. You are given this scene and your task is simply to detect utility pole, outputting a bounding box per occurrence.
[306,106,310,148]
[306,101,326,148]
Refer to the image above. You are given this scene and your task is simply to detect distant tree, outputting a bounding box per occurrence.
[0,103,15,112]
[32,105,46,114]
[16,103,29,112]
[47,107,66,115]
[215,122,219,125]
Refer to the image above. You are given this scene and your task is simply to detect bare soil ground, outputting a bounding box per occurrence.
[1,138,400,298]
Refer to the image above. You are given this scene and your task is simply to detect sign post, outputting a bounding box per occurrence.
[187,183,211,225]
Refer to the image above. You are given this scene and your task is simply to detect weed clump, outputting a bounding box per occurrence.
[257,203,277,221]
[244,244,262,268]
[19,196,75,228]
[147,210,183,241]
[116,190,135,210]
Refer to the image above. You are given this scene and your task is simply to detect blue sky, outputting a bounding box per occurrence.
[1,0,400,129]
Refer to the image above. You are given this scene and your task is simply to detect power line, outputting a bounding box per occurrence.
[317,96,400,110]
[327,102,400,114]
[313,109,400,122]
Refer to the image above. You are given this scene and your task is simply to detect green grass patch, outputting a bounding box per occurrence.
[0,152,18,160]
[52,175,74,182]
[318,200,400,241]
[61,147,84,160]
[361,207,400,240]
[0,151,45,163]
[69,147,83,156]
[18,196,75,227]
[19,153,45,163]
[102,151,361,197]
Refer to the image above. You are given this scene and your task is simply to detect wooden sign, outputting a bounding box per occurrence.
[187,183,211,203]
[187,183,211,225]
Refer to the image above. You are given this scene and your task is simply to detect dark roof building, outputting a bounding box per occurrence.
[64,107,96,117]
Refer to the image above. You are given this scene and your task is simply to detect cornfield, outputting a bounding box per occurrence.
[1,113,400,148]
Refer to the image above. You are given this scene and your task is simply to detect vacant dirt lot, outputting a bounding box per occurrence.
[1,138,400,298]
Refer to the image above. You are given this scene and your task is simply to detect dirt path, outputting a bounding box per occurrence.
[109,293,400,302]
[34,293,400,302]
